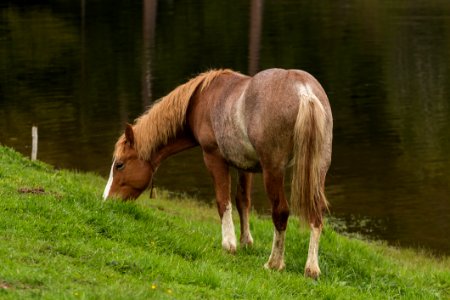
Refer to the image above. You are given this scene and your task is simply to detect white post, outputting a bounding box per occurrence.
[31,126,38,161]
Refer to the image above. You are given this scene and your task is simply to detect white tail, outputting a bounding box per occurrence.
[290,92,329,224]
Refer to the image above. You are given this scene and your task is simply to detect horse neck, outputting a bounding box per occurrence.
[150,131,198,169]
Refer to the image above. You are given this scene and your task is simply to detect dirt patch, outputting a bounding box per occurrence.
[0,280,39,291]
[1,281,11,289]
[18,187,46,194]
[17,187,63,200]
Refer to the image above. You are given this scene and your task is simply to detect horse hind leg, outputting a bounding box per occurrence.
[262,168,289,271]
[304,223,322,279]
[235,171,254,247]
[203,151,237,253]
[304,170,328,279]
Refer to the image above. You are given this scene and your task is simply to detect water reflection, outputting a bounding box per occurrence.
[0,0,449,255]
[142,0,157,108]
[248,0,263,75]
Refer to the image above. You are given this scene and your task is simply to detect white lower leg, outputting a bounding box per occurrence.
[264,229,286,270]
[221,202,237,253]
[304,224,322,278]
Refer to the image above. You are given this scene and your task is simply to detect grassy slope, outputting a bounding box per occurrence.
[0,146,449,299]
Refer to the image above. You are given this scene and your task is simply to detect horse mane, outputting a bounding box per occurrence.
[114,69,234,160]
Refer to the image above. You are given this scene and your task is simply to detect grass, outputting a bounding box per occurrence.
[0,145,449,299]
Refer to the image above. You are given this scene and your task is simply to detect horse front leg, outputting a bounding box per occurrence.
[203,151,237,253]
[235,171,254,247]
[262,168,289,270]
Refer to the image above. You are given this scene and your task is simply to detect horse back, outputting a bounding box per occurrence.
[188,69,332,172]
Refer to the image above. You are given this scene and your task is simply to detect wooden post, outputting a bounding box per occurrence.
[31,126,38,161]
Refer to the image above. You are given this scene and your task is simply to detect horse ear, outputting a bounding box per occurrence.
[125,124,135,146]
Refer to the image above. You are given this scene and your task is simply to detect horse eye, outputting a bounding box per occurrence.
[115,162,125,170]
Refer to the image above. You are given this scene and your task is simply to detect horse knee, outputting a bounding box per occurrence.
[216,200,231,219]
[310,203,326,227]
[272,206,290,232]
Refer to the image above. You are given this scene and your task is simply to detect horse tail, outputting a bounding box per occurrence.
[290,92,329,226]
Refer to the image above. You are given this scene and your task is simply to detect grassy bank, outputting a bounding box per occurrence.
[0,146,449,299]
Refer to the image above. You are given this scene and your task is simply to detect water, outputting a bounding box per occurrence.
[1,0,449,255]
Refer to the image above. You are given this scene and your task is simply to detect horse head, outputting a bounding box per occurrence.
[103,124,153,201]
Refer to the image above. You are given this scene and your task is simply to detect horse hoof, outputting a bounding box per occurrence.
[264,260,285,271]
[222,241,237,254]
[304,266,321,279]
[241,241,254,248]
[240,235,254,247]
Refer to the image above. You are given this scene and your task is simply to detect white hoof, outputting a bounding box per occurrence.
[222,238,237,254]
[304,262,321,279]
[264,258,285,271]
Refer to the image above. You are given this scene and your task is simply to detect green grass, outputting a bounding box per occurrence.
[0,145,449,299]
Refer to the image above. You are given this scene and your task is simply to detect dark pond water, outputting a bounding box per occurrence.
[1,0,449,255]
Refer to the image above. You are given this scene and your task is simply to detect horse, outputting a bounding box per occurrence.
[103,68,333,279]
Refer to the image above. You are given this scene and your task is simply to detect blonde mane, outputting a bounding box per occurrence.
[114,69,234,160]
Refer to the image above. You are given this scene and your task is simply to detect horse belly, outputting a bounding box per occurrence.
[219,131,261,172]
[214,92,261,172]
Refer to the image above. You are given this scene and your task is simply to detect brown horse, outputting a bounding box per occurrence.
[103,69,333,279]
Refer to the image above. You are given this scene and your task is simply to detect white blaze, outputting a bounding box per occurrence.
[102,160,115,200]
